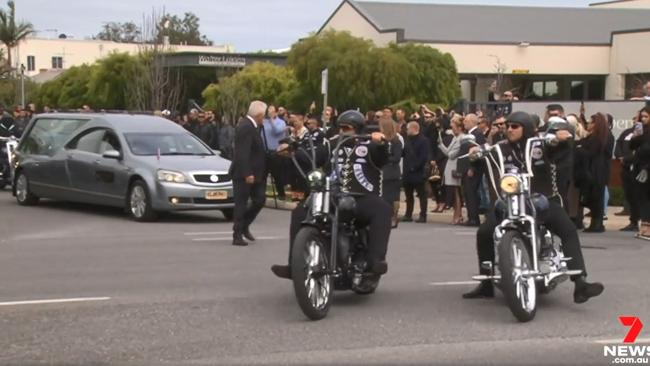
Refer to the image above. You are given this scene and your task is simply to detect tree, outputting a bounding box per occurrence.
[157,12,212,46]
[95,22,141,43]
[0,1,34,72]
[288,31,461,111]
[88,52,140,109]
[202,62,298,122]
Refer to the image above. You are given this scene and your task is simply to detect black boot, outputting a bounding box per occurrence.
[271,265,291,279]
[463,281,494,299]
[573,277,604,304]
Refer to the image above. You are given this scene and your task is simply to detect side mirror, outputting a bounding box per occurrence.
[102,150,122,160]
[212,149,221,156]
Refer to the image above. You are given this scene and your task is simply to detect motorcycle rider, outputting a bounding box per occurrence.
[271,110,392,280]
[463,111,604,304]
[0,106,17,138]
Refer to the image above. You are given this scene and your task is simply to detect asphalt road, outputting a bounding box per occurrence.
[0,189,649,365]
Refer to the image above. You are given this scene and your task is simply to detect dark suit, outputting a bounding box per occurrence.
[458,127,486,224]
[230,116,267,238]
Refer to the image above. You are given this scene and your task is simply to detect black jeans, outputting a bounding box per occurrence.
[288,194,392,268]
[232,179,266,237]
[462,173,482,224]
[585,183,606,229]
[404,181,427,219]
[266,153,286,197]
[622,166,640,224]
[475,200,587,280]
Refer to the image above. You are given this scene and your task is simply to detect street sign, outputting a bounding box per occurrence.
[321,69,328,95]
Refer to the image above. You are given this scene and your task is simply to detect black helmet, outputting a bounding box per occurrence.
[506,111,536,139]
[337,110,365,133]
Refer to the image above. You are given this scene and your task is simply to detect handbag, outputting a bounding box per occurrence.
[451,169,463,179]
[428,163,441,182]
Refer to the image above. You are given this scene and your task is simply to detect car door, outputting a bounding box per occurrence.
[94,130,131,206]
[18,118,88,198]
[65,128,107,204]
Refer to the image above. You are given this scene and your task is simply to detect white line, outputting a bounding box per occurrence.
[0,297,111,307]
[184,231,233,236]
[429,281,477,286]
[594,338,650,344]
[192,236,285,242]
[454,232,476,236]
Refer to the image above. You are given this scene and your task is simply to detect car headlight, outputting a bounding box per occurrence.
[500,175,521,194]
[157,170,186,183]
[307,170,325,189]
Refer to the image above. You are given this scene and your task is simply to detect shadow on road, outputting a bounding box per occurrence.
[26,199,230,224]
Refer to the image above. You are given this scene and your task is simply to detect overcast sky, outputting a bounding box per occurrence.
[16,0,595,51]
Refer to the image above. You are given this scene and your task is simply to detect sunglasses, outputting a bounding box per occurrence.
[506,123,521,130]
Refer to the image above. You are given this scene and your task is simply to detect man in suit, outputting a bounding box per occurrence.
[458,114,485,226]
[230,100,268,246]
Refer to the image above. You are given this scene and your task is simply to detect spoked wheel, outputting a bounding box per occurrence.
[498,231,537,322]
[291,227,333,320]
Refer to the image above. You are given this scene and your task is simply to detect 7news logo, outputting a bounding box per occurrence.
[604,316,649,364]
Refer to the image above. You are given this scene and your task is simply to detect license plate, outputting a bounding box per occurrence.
[205,190,228,200]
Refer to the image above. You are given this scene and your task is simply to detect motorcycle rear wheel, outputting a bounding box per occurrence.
[291,227,333,320]
[498,230,537,322]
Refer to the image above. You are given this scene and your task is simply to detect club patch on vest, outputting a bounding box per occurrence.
[355,146,368,157]
[354,164,374,192]
[531,147,543,160]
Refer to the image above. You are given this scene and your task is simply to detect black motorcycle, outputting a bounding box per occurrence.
[0,136,17,190]
[283,134,383,320]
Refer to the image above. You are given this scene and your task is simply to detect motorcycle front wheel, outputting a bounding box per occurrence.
[291,227,333,320]
[498,230,537,322]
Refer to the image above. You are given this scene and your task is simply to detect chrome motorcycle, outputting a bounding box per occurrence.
[461,134,582,322]
[0,136,18,190]
[283,134,384,320]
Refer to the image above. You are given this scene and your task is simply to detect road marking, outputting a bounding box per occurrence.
[184,231,233,236]
[0,297,111,307]
[192,236,286,242]
[594,338,650,344]
[429,281,477,286]
[454,231,476,236]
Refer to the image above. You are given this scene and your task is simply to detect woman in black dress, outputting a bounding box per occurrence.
[379,117,403,228]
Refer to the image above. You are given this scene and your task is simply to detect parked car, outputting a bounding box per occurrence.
[12,113,234,221]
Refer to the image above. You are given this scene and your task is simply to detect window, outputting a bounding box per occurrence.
[530,81,559,100]
[124,133,213,156]
[27,56,35,71]
[98,132,121,154]
[19,118,89,156]
[587,78,605,101]
[570,81,585,100]
[51,56,63,69]
[69,129,107,154]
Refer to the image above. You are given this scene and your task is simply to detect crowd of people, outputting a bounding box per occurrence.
[240,100,650,242]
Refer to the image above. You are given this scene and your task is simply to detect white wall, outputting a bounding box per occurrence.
[3,38,234,77]
[590,0,650,8]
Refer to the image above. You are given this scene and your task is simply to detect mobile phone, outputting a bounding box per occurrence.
[635,121,643,133]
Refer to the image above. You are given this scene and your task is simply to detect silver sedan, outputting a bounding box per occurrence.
[12,113,235,221]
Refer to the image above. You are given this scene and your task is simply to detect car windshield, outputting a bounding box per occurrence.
[124,132,213,156]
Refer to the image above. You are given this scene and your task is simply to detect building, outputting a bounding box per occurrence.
[319,0,650,102]
[2,37,235,81]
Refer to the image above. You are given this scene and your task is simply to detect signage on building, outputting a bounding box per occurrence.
[512,69,530,74]
[198,55,247,67]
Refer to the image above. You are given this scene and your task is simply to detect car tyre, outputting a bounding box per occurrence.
[127,180,158,222]
[15,171,39,206]
[221,208,234,221]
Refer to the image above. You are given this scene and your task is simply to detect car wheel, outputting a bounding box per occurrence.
[127,180,158,222]
[15,172,39,206]
[221,208,234,221]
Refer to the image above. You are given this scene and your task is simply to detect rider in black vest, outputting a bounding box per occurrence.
[271,110,392,279]
[463,111,604,304]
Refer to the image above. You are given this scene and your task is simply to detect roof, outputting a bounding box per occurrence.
[332,0,650,45]
[30,69,65,84]
[38,113,182,133]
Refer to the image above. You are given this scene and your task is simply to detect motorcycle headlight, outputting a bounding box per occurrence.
[500,175,521,194]
[157,170,186,183]
[307,170,325,189]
